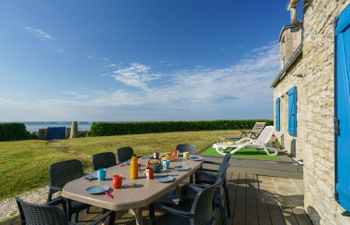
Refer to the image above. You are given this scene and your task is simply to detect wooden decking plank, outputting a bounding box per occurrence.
[256,174,273,225]
[246,173,259,225]
[292,208,313,225]
[232,172,247,225]
[227,170,239,225]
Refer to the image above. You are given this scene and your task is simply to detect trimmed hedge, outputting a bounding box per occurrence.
[0,123,31,141]
[90,120,273,136]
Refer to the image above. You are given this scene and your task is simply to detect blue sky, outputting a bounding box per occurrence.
[0,0,297,121]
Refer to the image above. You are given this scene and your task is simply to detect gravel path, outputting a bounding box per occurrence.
[0,187,49,220]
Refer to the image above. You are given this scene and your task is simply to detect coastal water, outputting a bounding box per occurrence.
[24,121,92,132]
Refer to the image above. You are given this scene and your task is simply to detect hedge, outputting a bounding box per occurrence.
[0,123,31,141]
[90,120,273,136]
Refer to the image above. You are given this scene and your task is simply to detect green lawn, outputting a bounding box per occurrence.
[0,130,239,200]
[201,147,279,160]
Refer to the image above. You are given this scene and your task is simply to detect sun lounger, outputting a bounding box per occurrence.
[213,126,278,156]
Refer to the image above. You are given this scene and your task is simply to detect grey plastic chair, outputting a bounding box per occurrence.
[48,159,89,222]
[16,198,111,225]
[116,146,134,163]
[92,152,117,170]
[149,178,221,225]
[176,144,197,155]
[195,153,232,218]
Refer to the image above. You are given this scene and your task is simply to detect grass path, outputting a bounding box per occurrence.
[0,130,238,200]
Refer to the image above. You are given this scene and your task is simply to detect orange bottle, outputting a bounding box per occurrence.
[129,154,138,179]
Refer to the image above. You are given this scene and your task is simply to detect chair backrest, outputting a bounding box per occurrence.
[49,159,83,191]
[16,198,68,225]
[117,146,134,163]
[217,153,231,179]
[92,152,116,171]
[249,122,266,138]
[176,144,196,155]
[190,178,222,225]
[257,126,274,144]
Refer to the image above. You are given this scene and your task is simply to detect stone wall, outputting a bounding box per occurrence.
[274,0,350,224]
[302,1,350,224]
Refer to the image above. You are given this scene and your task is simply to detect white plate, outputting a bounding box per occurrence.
[156,176,175,183]
[189,156,204,161]
[173,165,191,171]
[86,185,110,195]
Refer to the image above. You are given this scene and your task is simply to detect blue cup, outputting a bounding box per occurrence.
[97,169,107,181]
[162,160,170,170]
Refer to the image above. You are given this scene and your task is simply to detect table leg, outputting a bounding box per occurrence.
[107,211,116,225]
[129,208,143,225]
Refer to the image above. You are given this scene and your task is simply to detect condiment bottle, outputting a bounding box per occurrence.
[129,154,138,179]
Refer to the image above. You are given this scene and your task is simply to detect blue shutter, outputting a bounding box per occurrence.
[288,86,297,136]
[275,98,280,131]
[336,4,350,211]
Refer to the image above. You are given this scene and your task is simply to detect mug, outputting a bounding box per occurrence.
[112,175,123,189]
[145,167,154,179]
[97,169,107,181]
[162,159,170,170]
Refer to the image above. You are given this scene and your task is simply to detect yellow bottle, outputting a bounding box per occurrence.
[129,154,138,179]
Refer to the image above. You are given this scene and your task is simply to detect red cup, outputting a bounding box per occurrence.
[145,167,154,179]
[172,149,179,157]
[112,175,123,189]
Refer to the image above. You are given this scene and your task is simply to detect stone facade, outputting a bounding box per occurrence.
[273,0,350,224]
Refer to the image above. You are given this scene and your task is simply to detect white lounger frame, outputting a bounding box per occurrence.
[212,126,278,156]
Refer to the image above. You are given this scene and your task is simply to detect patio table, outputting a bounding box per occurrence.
[62,157,203,225]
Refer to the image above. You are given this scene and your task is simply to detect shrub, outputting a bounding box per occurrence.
[90,120,273,136]
[0,123,32,141]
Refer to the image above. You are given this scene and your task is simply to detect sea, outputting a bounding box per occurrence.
[23,121,92,133]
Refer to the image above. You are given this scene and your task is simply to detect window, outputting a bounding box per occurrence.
[288,86,297,136]
[275,98,281,131]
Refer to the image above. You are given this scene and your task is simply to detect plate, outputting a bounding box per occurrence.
[83,172,97,180]
[86,185,110,195]
[156,176,175,183]
[173,165,191,171]
[189,156,204,161]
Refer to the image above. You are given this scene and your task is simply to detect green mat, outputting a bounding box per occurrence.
[201,147,279,161]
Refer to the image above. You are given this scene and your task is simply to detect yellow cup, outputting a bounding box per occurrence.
[183,152,189,160]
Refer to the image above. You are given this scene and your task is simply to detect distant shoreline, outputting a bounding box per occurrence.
[23,121,92,132]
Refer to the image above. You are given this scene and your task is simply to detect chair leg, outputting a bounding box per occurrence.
[75,212,79,222]
[219,202,227,225]
[149,204,156,225]
[223,183,231,218]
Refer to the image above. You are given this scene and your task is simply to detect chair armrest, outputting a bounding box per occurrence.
[156,203,193,219]
[88,211,112,225]
[46,198,67,218]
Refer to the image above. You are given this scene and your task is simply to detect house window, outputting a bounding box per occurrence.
[275,97,281,131]
[288,86,297,136]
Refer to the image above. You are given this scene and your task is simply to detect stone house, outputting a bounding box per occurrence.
[272,0,350,224]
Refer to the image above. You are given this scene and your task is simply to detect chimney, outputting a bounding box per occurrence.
[287,0,299,25]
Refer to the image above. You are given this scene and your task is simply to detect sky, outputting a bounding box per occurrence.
[0,0,299,121]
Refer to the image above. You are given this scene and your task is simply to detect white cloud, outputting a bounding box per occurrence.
[112,63,162,91]
[22,26,55,41]
[0,42,280,121]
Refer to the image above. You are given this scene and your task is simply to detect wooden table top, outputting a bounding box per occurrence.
[62,157,203,211]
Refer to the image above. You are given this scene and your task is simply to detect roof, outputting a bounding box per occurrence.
[278,23,302,42]
[271,43,303,88]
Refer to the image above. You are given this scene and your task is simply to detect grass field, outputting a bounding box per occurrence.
[0,130,239,200]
